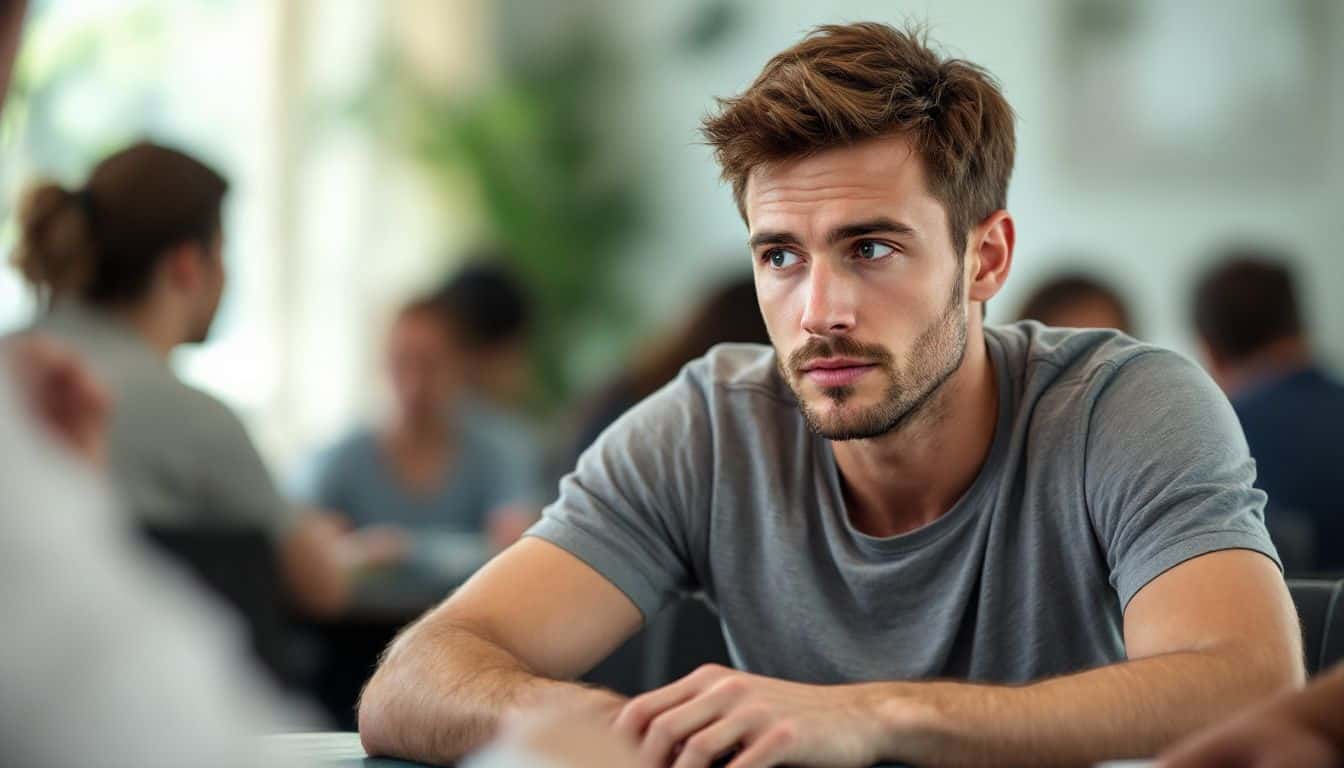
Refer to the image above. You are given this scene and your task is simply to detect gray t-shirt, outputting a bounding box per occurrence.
[529,322,1277,685]
[32,304,298,537]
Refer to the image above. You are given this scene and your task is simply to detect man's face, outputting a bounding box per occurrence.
[746,134,969,441]
[387,312,461,422]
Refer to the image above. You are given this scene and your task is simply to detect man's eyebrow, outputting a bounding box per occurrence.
[748,218,917,249]
[826,218,916,245]
[748,231,802,249]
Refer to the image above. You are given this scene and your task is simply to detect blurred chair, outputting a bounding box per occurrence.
[139,526,300,688]
[1266,505,1318,576]
[1287,578,1344,676]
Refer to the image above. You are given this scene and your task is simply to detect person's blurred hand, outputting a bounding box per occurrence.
[6,334,110,466]
[486,686,634,768]
[487,505,537,552]
[346,525,411,569]
[1158,693,1340,768]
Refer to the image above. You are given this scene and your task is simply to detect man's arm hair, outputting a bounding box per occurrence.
[358,537,642,764]
[870,550,1304,765]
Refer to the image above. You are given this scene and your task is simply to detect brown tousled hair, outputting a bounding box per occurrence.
[702,22,1015,257]
[13,141,228,307]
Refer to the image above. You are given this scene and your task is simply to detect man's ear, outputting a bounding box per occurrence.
[966,210,1014,307]
[160,241,206,293]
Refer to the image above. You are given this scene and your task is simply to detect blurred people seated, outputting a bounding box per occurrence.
[432,258,544,507]
[564,274,770,470]
[1017,272,1135,335]
[308,295,540,583]
[1193,248,1344,573]
[12,141,395,621]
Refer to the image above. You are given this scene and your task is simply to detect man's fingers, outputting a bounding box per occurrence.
[723,723,797,768]
[616,674,704,739]
[670,715,756,768]
[638,688,741,767]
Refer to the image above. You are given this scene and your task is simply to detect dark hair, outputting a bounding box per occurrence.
[630,275,771,400]
[433,259,532,350]
[1018,274,1133,334]
[13,141,229,306]
[702,22,1016,256]
[1193,247,1303,362]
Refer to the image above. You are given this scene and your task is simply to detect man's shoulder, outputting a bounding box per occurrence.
[990,321,1192,396]
[684,343,793,404]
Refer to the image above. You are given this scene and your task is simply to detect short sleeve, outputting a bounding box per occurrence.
[193,395,299,538]
[1085,350,1279,609]
[526,366,712,622]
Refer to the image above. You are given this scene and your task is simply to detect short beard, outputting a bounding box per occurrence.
[784,271,968,441]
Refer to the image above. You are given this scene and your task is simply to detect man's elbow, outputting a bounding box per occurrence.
[357,671,398,758]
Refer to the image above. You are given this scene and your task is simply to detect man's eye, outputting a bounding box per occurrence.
[765,249,801,269]
[856,241,895,261]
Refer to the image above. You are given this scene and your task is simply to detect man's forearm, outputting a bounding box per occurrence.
[358,615,588,764]
[872,644,1301,766]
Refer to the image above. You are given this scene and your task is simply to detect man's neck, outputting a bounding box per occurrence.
[117,301,184,361]
[831,326,999,538]
[1220,337,1313,399]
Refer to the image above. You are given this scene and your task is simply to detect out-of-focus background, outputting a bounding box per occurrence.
[5,0,1344,746]
[3,0,1340,473]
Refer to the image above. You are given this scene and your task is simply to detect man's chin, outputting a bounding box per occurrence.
[799,397,902,441]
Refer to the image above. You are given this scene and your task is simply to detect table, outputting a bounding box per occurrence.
[273,731,1154,767]
[269,732,436,767]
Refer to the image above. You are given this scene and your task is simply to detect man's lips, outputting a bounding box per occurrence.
[799,358,877,388]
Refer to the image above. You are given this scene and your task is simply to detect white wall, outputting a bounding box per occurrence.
[610,0,1344,366]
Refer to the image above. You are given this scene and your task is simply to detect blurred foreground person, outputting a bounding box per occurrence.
[1193,250,1344,572]
[0,337,309,767]
[1017,272,1134,335]
[1,10,310,764]
[13,142,396,619]
[1160,662,1344,768]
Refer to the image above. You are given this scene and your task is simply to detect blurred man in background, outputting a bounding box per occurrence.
[13,141,399,620]
[1017,272,1135,335]
[1193,249,1344,573]
[310,294,540,577]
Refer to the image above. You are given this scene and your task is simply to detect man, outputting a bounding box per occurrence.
[1161,662,1344,767]
[1193,250,1344,572]
[360,23,1301,767]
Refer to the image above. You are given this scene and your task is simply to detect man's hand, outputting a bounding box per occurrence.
[1158,694,1340,768]
[614,664,887,768]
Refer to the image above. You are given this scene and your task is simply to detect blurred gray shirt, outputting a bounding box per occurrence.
[530,324,1278,685]
[32,303,298,536]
